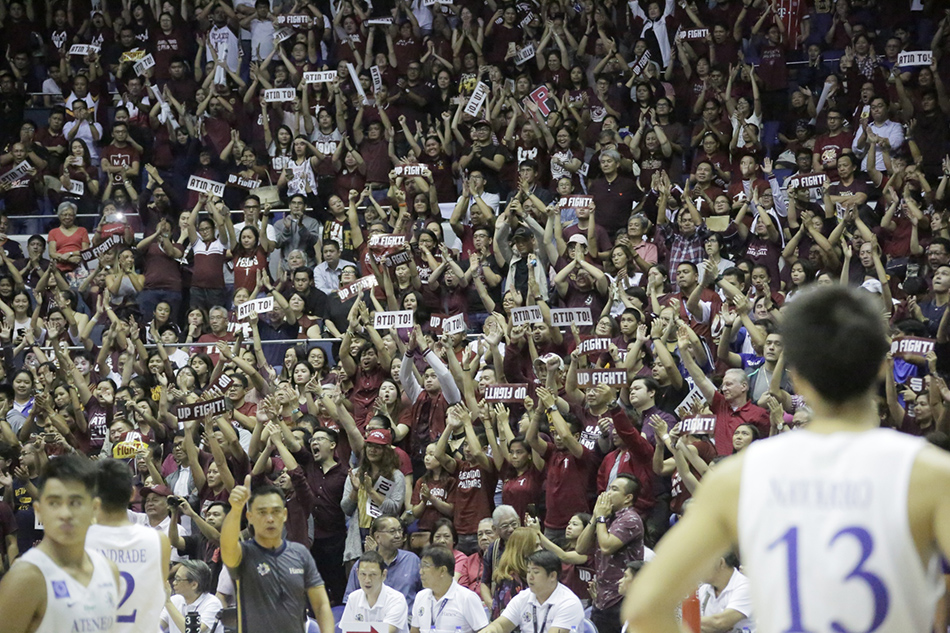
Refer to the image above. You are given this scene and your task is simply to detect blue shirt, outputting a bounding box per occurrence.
[343,549,422,610]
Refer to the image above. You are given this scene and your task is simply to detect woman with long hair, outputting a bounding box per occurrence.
[491,527,538,618]
[231,225,274,293]
[341,427,406,560]
[528,512,592,603]
[410,443,456,533]
[60,138,100,212]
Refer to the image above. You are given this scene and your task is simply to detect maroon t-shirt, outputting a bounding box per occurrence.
[80,395,112,455]
[410,473,457,531]
[142,234,183,292]
[100,143,140,185]
[757,41,788,91]
[453,457,495,535]
[499,463,544,521]
[232,246,269,292]
[543,442,596,529]
[813,132,854,180]
[359,138,391,185]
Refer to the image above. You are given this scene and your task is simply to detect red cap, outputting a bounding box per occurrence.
[365,429,393,445]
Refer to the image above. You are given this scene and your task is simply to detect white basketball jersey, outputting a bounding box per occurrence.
[16,547,118,633]
[86,522,165,633]
[738,428,943,633]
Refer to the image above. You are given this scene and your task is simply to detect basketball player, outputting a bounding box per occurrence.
[0,455,120,633]
[86,458,171,632]
[623,285,950,633]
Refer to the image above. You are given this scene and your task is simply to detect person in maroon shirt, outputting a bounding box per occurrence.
[811,108,853,180]
[678,326,770,456]
[410,443,457,533]
[354,119,392,188]
[529,387,598,546]
[434,405,495,555]
[100,121,141,187]
[588,150,640,236]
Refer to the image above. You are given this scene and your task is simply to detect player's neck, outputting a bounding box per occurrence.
[95,508,133,526]
[431,577,453,600]
[38,538,87,570]
[808,398,880,433]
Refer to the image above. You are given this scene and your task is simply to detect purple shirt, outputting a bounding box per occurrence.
[593,506,644,609]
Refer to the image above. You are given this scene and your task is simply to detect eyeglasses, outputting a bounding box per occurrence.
[376,528,403,535]
[172,576,191,583]
[497,521,519,530]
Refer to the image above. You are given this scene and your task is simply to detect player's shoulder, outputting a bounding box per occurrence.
[910,444,950,498]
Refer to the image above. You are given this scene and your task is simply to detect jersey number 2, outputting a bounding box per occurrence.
[117,571,138,623]
[768,525,889,633]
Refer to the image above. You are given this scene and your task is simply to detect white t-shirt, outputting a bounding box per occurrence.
[698,570,754,633]
[63,120,103,162]
[341,584,410,633]
[411,582,489,633]
[160,592,224,633]
[500,583,584,633]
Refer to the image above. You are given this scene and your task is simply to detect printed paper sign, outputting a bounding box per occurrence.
[80,234,122,263]
[347,62,369,105]
[236,296,274,319]
[785,172,826,191]
[69,44,100,56]
[511,306,543,326]
[176,396,228,422]
[575,369,628,387]
[559,195,593,208]
[385,249,412,267]
[579,337,612,354]
[370,65,383,92]
[277,14,315,27]
[187,175,226,198]
[394,164,428,177]
[304,70,338,84]
[0,160,32,184]
[464,81,489,117]
[119,49,146,62]
[909,377,924,393]
[373,310,413,330]
[422,0,453,5]
[679,416,716,435]
[898,50,932,67]
[484,383,529,402]
[207,373,236,396]
[274,27,294,43]
[366,476,394,518]
[227,174,261,189]
[683,28,709,40]
[368,233,407,248]
[528,85,553,117]
[112,436,149,459]
[630,50,652,77]
[429,314,445,332]
[226,322,252,338]
[442,313,466,335]
[264,88,296,103]
[338,275,378,301]
[514,44,536,66]
[891,336,935,359]
[133,53,155,76]
[66,179,85,195]
[675,385,707,420]
[365,17,394,25]
[550,308,593,327]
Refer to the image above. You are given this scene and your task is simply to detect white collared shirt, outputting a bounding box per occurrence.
[698,569,754,633]
[411,581,489,633]
[341,583,410,633]
[500,583,584,633]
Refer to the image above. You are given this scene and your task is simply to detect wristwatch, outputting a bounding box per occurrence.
[596,516,608,524]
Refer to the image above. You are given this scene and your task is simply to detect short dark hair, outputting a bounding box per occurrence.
[96,458,133,512]
[421,545,456,575]
[40,454,97,496]
[781,286,888,404]
[248,484,285,509]
[930,237,950,254]
[615,473,641,502]
[631,376,659,396]
[526,550,561,576]
[313,426,339,444]
[358,549,387,572]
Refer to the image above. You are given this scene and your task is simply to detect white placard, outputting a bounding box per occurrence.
[133,53,155,76]
[365,17,394,25]
[464,81,489,117]
[304,70,338,84]
[674,384,707,420]
[274,27,294,43]
[442,313,466,335]
[236,296,275,319]
[679,416,717,435]
[519,12,534,28]
[394,164,428,177]
[514,44,536,66]
[346,62,369,105]
[227,173,261,189]
[898,51,932,67]
[264,88,296,103]
[368,233,406,248]
[66,179,85,195]
[575,369,628,387]
[370,65,383,93]
[338,275,378,301]
[579,337,612,354]
[511,306,543,326]
[559,195,593,208]
[0,160,32,184]
[69,44,100,56]
[550,307,593,327]
[373,310,413,330]
[277,14,315,26]
[187,175,226,198]
[423,0,453,5]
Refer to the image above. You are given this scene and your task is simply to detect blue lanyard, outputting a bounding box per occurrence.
[532,604,551,633]
[430,596,449,632]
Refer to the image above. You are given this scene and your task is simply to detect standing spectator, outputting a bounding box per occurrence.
[577,475,644,633]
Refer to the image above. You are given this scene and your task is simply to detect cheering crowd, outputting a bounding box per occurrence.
[0,0,950,630]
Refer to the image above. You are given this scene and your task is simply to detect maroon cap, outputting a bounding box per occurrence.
[141,484,173,499]
[365,429,393,445]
